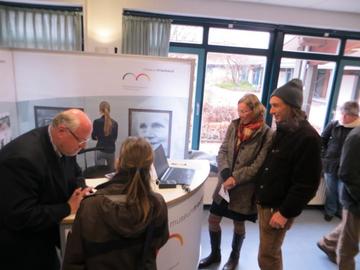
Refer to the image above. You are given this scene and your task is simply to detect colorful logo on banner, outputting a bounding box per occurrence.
[122,72,151,81]
[169,233,184,246]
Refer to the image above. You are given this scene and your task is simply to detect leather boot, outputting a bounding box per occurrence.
[222,232,244,270]
[198,230,221,269]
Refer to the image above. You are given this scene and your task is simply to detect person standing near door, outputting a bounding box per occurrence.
[321,101,360,221]
[317,125,360,270]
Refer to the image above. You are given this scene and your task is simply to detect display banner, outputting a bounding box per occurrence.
[12,50,192,100]
[1,49,194,158]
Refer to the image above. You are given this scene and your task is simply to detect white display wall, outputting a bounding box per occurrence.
[0,48,194,159]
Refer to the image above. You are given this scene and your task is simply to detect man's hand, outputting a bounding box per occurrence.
[67,187,93,214]
[223,176,236,191]
[269,211,288,229]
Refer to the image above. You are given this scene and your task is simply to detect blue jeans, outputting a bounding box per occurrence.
[324,173,342,216]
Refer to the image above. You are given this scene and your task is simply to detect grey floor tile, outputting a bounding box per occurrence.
[199,208,359,270]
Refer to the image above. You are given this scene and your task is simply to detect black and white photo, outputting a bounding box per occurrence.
[129,108,172,156]
[0,113,11,149]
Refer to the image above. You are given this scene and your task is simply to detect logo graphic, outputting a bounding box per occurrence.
[122,72,151,81]
[169,233,184,246]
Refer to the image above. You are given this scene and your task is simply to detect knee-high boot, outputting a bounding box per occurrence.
[222,232,244,270]
[198,230,221,269]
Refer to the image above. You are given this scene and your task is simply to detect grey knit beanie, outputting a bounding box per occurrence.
[271,79,303,109]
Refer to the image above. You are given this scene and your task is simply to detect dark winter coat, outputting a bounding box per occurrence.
[214,119,274,215]
[256,120,322,218]
[0,126,82,270]
[62,171,169,270]
[321,120,354,174]
[339,126,360,216]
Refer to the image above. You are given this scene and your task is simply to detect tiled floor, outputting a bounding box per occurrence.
[199,208,360,270]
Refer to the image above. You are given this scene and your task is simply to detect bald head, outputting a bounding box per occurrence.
[52,109,91,130]
[51,109,92,156]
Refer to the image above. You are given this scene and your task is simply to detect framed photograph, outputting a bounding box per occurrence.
[0,113,11,149]
[34,106,83,128]
[129,108,172,156]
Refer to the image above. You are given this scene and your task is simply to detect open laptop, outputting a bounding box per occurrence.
[153,144,195,186]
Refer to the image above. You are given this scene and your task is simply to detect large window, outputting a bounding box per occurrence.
[278,58,336,132]
[283,34,340,55]
[208,28,270,49]
[201,53,267,154]
[334,65,360,119]
[152,11,360,153]
[170,24,203,44]
[344,39,360,57]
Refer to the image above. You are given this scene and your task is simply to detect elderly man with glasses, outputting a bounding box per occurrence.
[0,109,93,270]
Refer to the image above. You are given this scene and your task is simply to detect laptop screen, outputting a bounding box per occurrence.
[153,144,169,179]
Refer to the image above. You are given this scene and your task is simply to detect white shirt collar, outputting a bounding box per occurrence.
[48,125,62,158]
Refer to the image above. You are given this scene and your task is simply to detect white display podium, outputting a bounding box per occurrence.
[60,159,210,270]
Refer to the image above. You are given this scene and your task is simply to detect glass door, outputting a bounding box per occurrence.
[327,60,360,123]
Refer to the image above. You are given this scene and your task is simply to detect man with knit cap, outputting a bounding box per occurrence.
[255,79,322,270]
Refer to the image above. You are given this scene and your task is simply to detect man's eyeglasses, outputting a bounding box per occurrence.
[66,128,89,145]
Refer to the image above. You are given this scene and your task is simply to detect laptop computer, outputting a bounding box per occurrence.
[153,144,195,186]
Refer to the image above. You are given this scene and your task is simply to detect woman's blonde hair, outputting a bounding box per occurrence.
[238,94,265,121]
[99,101,112,136]
[116,137,154,223]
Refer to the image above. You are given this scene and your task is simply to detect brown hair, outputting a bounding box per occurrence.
[99,101,112,136]
[280,106,307,131]
[116,137,154,223]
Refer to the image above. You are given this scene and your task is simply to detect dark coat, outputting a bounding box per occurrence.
[339,126,360,216]
[321,120,354,174]
[92,116,118,153]
[214,119,274,215]
[0,126,82,270]
[256,120,322,218]
[62,171,169,270]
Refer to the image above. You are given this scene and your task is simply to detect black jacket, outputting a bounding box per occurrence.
[256,120,322,218]
[321,120,353,174]
[92,116,118,153]
[0,126,82,270]
[339,126,360,216]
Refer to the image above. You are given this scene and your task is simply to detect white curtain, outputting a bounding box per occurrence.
[0,5,82,51]
[122,15,172,56]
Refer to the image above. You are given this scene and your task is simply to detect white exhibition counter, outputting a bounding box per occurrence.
[60,159,210,270]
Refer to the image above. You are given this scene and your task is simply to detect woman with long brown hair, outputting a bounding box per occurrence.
[63,137,169,270]
[92,101,118,170]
